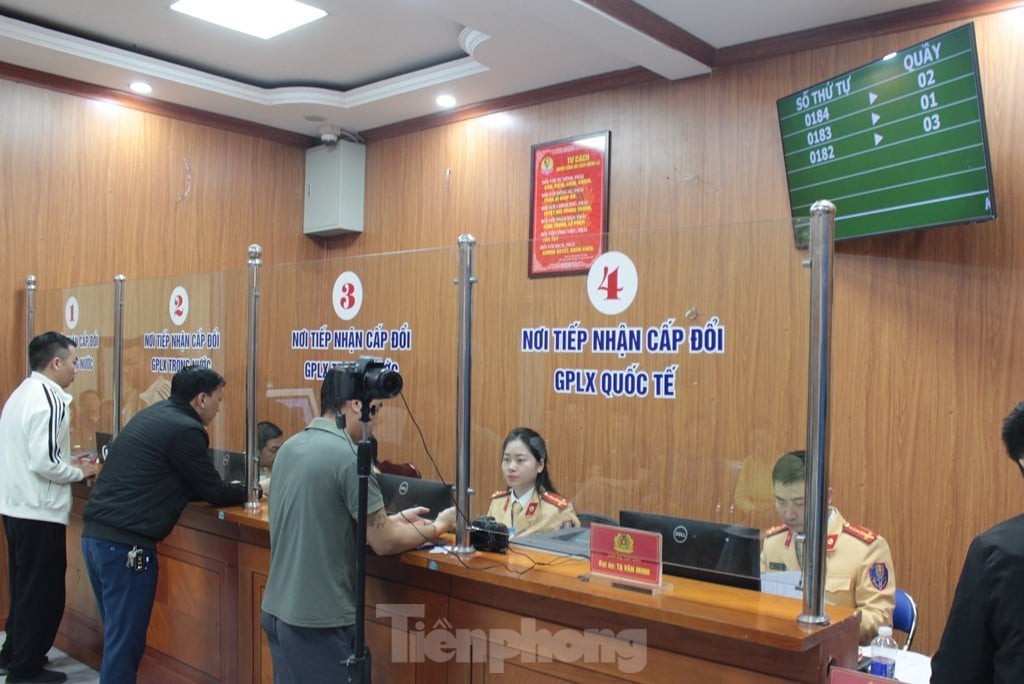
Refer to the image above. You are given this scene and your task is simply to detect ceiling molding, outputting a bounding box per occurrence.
[2,0,1019,143]
[0,13,491,109]
[361,66,663,142]
[0,59,313,147]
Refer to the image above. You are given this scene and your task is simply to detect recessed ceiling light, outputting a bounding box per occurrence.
[436,94,457,109]
[129,81,153,94]
[170,0,327,40]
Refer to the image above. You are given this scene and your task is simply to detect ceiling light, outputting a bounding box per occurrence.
[129,81,153,94]
[170,0,327,40]
[435,94,457,109]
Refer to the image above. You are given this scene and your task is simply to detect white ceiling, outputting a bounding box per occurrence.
[0,0,949,137]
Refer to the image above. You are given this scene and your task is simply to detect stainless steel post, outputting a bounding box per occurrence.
[798,200,835,627]
[112,275,125,435]
[24,275,36,376]
[453,234,477,553]
[245,245,263,510]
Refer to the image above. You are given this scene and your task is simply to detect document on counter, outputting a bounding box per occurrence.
[760,570,803,598]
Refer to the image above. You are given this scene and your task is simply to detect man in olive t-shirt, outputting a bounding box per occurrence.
[260,369,455,683]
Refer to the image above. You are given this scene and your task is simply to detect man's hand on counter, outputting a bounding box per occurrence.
[432,506,457,537]
[392,506,456,539]
[392,506,431,526]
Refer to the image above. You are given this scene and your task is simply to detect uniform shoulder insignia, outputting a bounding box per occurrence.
[541,491,570,509]
[842,523,877,544]
[765,524,788,537]
[490,489,510,500]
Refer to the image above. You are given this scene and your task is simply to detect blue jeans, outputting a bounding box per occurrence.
[260,611,364,684]
[81,536,159,684]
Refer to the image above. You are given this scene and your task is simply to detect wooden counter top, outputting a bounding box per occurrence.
[217,501,269,531]
[57,494,857,682]
[216,500,858,663]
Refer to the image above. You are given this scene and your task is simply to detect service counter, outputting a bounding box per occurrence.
[58,487,859,683]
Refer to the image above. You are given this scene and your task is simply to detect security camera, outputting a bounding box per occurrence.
[318,124,341,145]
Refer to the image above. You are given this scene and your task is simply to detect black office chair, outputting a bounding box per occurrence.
[577,512,617,528]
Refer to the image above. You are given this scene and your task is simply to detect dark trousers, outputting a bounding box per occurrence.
[1,516,67,678]
[81,536,159,684]
[260,611,364,684]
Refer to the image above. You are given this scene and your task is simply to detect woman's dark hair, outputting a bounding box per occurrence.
[503,427,559,495]
[257,421,283,451]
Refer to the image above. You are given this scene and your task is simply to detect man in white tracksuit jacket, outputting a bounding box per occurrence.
[0,332,99,684]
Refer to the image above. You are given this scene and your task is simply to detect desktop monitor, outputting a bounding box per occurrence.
[209,448,247,483]
[375,473,453,519]
[95,431,113,462]
[619,510,761,591]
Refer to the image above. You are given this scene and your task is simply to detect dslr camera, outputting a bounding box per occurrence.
[334,357,403,401]
[470,516,509,553]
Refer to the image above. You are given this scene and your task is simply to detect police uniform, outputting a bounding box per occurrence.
[486,487,580,537]
[760,507,895,645]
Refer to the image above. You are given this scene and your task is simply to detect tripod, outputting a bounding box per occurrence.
[343,401,376,683]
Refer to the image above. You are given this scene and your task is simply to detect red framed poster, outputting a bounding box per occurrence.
[528,131,610,277]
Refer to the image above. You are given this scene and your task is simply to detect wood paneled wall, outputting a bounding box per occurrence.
[0,81,318,619]
[2,8,1022,660]
[346,13,1022,657]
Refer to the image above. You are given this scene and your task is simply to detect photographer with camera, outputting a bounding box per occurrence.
[487,427,579,537]
[261,360,455,684]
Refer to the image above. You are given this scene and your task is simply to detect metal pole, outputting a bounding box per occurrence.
[24,275,36,376]
[798,200,835,627]
[245,245,263,510]
[112,275,125,435]
[453,234,477,553]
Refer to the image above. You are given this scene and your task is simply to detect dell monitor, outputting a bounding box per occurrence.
[375,473,453,519]
[619,510,761,591]
[95,431,113,462]
[209,448,247,483]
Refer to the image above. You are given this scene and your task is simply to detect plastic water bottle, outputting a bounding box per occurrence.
[869,625,898,678]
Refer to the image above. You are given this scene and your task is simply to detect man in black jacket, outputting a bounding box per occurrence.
[931,401,1024,683]
[81,365,247,683]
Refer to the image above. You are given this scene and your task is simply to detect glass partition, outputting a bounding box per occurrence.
[30,218,811,542]
[256,245,461,484]
[469,221,809,535]
[255,220,811,537]
[120,269,249,451]
[33,281,116,456]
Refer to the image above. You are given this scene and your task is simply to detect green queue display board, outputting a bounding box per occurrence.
[778,23,996,246]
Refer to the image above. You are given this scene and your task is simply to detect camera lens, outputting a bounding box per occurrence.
[365,366,403,399]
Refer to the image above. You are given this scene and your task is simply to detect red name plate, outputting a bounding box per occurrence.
[589,523,662,587]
